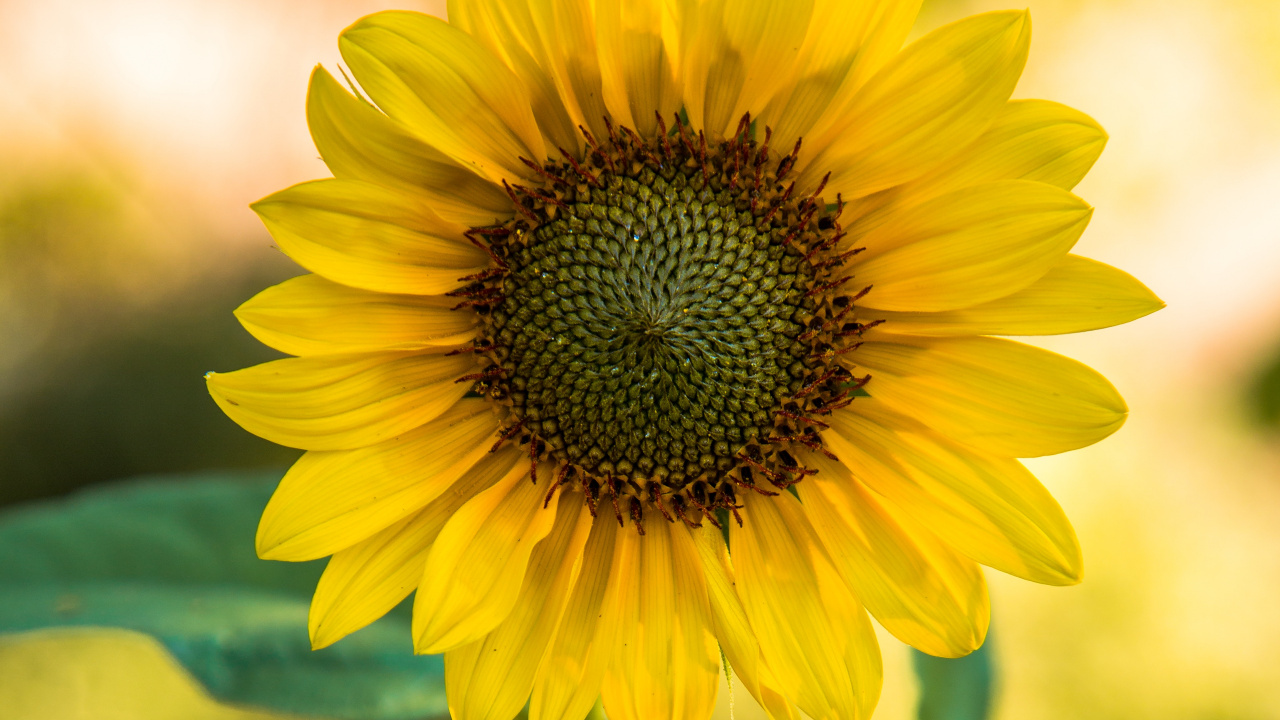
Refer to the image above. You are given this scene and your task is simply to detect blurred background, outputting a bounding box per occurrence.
[1,0,1278,718]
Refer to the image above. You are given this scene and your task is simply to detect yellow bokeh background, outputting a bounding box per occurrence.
[2,1,1278,718]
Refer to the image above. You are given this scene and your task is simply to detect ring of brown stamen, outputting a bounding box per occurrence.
[452,112,872,532]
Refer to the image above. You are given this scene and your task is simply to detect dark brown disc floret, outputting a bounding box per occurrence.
[451,113,872,532]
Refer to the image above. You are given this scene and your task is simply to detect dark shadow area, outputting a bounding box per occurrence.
[0,171,302,506]
[0,262,303,506]
[1246,334,1280,431]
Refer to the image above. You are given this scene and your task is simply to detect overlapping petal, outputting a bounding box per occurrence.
[447,0,581,153]
[805,10,1031,200]
[762,0,923,156]
[871,254,1165,336]
[207,350,477,452]
[840,99,1108,249]
[594,0,682,138]
[413,462,560,653]
[800,451,989,658]
[851,334,1127,457]
[732,492,882,720]
[690,527,800,720]
[306,65,510,225]
[526,0,611,142]
[307,447,521,648]
[530,519,621,720]
[826,401,1083,584]
[251,179,488,296]
[600,519,720,720]
[235,273,478,356]
[678,0,814,139]
[340,11,546,182]
[906,98,1109,193]
[254,399,500,560]
[445,491,592,720]
[850,180,1093,312]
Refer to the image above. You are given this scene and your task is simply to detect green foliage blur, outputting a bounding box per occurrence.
[1247,339,1280,429]
[0,172,301,507]
[0,470,449,719]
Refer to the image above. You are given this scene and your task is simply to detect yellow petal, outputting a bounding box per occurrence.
[800,451,990,658]
[839,98,1108,249]
[824,401,1083,584]
[807,10,1031,199]
[679,0,814,139]
[601,519,720,720]
[527,0,611,143]
[762,0,923,157]
[689,526,801,720]
[251,179,487,296]
[870,254,1165,336]
[749,662,805,720]
[594,0,682,138]
[448,0,581,153]
[235,273,478,357]
[732,492,882,720]
[851,334,1127,457]
[255,399,500,561]
[906,98,1108,193]
[851,180,1093,312]
[530,519,621,720]
[413,463,559,653]
[306,65,510,226]
[207,350,477,452]
[308,447,521,649]
[688,526,758,684]
[445,491,593,720]
[340,11,546,182]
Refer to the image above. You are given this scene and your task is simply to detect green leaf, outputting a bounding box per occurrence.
[0,471,448,720]
[912,633,995,720]
[0,470,318,593]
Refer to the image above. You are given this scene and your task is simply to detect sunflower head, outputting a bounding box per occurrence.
[462,112,866,528]
[208,3,1162,720]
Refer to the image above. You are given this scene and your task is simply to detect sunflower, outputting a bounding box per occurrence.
[207,2,1162,719]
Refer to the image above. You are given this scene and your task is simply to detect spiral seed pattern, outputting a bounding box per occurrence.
[489,167,817,487]
[455,115,866,530]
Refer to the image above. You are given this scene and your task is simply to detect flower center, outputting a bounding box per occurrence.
[499,168,812,480]
[456,115,870,531]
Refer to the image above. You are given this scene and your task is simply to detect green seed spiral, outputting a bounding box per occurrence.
[487,166,818,489]
[459,117,863,527]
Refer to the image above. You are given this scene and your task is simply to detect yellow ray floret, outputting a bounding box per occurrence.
[309,447,522,650]
[800,451,990,658]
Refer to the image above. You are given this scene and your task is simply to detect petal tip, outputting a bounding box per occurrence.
[254,528,282,560]
[308,618,343,651]
[255,543,279,561]
[255,504,297,561]
[984,7,1032,37]
[1044,544,1085,586]
[1049,558,1085,586]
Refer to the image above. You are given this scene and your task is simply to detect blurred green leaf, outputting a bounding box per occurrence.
[912,634,994,720]
[0,263,303,508]
[1,627,297,720]
[0,471,447,720]
[0,172,307,508]
[0,470,316,593]
[1248,339,1280,429]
